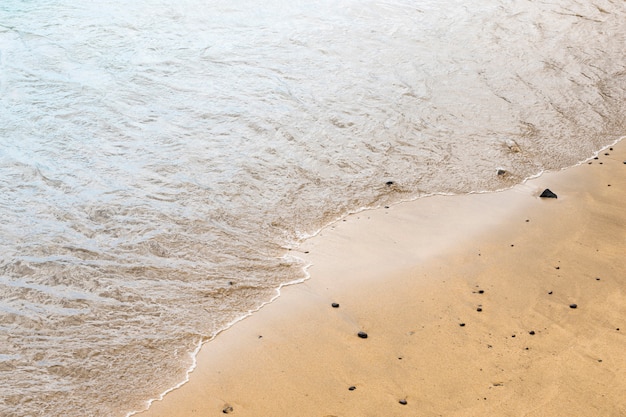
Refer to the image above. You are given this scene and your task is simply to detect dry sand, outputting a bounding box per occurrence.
[135,140,625,417]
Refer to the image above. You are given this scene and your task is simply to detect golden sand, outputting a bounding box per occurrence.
[136,140,625,417]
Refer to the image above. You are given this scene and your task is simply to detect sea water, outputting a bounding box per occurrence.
[0,0,624,415]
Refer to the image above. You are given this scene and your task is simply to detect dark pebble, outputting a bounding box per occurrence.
[358,331,368,339]
[386,181,394,186]
[478,290,485,294]
[459,323,466,327]
[529,330,536,335]
[594,157,599,160]
[223,405,234,414]
[399,399,408,405]
[605,153,610,155]
[525,219,530,222]
[331,303,340,308]
[540,189,558,198]
[349,386,356,391]
[596,277,601,281]
[555,266,560,270]
[477,307,482,312]
[497,169,507,176]
[569,303,578,309]
[610,147,614,150]
[548,291,553,295]
[384,205,390,209]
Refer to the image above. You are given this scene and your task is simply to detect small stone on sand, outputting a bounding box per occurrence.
[358,331,368,339]
[529,330,535,335]
[540,189,558,198]
[222,405,234,414]
[331,303,340,308]
[459,323,466,327]
[399,399,408,405]
[569,303,578,309]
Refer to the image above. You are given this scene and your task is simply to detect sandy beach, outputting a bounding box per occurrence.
[135,139,625,417]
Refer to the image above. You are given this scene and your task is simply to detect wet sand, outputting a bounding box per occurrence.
[135,140,625,417]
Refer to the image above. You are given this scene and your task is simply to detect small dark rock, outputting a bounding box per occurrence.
[478,290,485,294]
[569,303,578,309]
[477,307,482,312]
[548,291,553,295]
[357,331,368,339]
[331,303,340,308]
[497,169,507,176]
[223,405,234,414]
[349,386,356,391]
[596,277,601,281]
[540,189,558,198]
[399,399,408,405]
[594,157,599,160]
[605,153,610,155]
[385,181,394,186]
[459,323,466,327]
[610,147,614,150]
[529,330,535,335]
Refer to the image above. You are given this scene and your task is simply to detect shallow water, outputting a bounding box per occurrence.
[1,0,625,415]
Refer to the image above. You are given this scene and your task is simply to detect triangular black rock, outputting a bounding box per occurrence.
[540,189,557,198]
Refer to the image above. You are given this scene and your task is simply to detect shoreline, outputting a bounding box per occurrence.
[134,139,625,417]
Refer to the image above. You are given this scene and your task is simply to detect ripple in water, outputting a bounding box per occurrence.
[0,0,625,415]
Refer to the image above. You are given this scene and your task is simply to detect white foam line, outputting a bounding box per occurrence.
[127,135,624,417]
[126,258,312,417]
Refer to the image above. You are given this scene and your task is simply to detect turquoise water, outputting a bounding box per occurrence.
[1,0,625,415]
